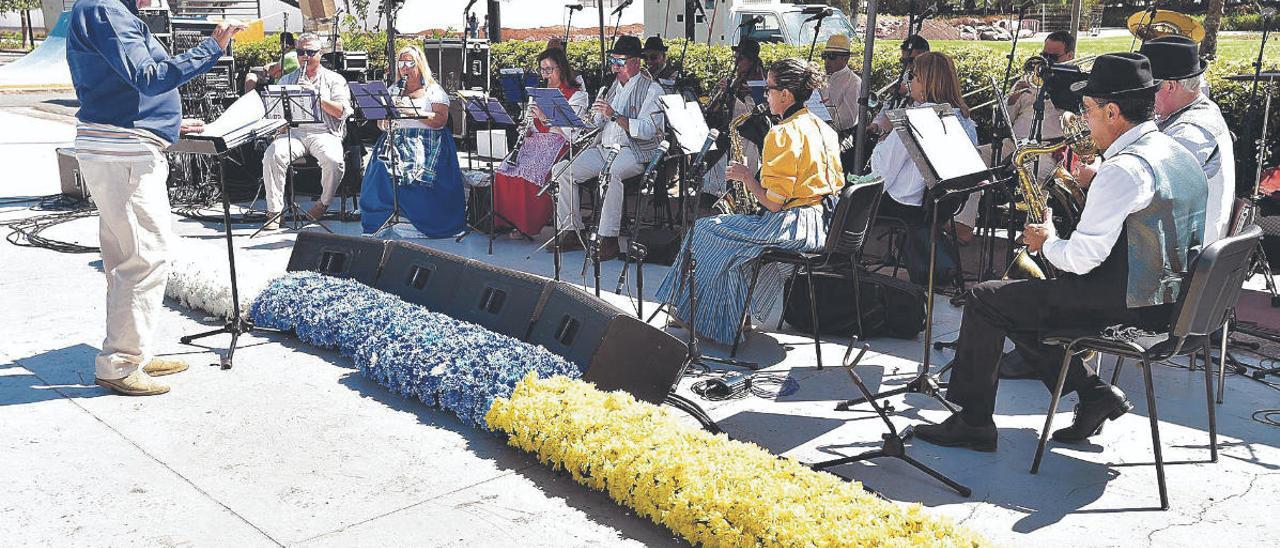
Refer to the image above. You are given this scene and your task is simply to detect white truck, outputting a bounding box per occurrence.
[642,0,858,47]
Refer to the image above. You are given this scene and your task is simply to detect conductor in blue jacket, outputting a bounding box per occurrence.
[67,0,243,396]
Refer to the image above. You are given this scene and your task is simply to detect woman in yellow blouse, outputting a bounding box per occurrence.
[656,58,843,344]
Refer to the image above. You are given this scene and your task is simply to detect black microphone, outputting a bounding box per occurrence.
[566,3,583,12]
[643,140,671,177]
[396,76,407,96]
[690,129,720,179]
[611,0,633,16]
[803,9,832,24]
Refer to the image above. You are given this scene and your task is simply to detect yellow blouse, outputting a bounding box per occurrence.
[760,107,844,209]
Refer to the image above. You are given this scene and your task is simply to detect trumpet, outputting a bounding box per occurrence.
[967,54,1099,112]
[865,78,904,111]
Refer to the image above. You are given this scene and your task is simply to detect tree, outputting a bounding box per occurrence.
[0,0,40,50]
[1201,0,1225,58]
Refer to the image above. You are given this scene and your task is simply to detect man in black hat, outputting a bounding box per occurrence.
[700,37,767,209]
[1145,36,1233,245]
[914,53,1208,452]
[643,36,678,92]
[550,35,666,261]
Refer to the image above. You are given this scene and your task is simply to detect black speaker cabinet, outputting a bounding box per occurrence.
[452,262,553,339]
[286,232,388,285]
[529,282,688,404]
[374,241,474,318]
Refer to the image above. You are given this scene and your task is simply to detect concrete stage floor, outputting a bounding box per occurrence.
[2,98,1279,547]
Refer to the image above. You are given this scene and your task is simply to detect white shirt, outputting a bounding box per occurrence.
[1042,122,1159,275]
[597,73,665,149]
[389,83,449,130]
[1161,95,1234,244]
[870,105,979,206]
[1008,85,1066,141]
[821,66,863,132]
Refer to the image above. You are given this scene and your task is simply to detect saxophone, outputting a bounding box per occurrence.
[1004,111,1098,279]
[718,110,761,215]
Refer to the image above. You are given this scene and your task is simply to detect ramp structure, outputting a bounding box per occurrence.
[0,10,72,90]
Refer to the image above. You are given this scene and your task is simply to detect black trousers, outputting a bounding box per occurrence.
[945,276,1172,424]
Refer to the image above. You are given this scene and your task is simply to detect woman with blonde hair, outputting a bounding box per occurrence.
[360,45,466,237]
[871,50,978,225]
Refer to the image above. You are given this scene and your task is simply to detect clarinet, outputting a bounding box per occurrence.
[503,100,535,168]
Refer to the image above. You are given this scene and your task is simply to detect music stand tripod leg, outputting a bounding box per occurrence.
[811,342,971,497]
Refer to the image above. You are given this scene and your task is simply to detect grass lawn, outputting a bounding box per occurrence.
[930,35,1277,66]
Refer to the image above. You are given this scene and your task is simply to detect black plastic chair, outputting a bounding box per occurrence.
[1030,225,1263,510]
[729,177,885,369]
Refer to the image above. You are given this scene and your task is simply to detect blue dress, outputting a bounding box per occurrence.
[360,86,466,238]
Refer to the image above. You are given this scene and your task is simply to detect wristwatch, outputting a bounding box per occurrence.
[609,112,620,122]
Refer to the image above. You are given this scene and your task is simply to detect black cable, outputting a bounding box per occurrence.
[2,208,100,253]
[1253,410,1280,428]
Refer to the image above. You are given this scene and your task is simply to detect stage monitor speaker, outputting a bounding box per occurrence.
[286,232,388,285]
[452,262,554,340]
[529,282,689,404]
[374,241,474,318]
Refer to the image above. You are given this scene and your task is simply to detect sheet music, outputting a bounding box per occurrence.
[659,94,710,155]
[197,91,268,137]
[903,107,986,181]
[805,91,833,123]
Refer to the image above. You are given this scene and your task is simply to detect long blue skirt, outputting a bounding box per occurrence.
[360,129,466,238]
[655,206,827,345]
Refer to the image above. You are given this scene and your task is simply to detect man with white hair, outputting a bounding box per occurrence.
[1144,36,1235,244]
[261,32,353,228]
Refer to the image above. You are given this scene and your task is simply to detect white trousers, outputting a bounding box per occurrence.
[79,149,174,380]
[263,130,346,212]
[553,146,644,237]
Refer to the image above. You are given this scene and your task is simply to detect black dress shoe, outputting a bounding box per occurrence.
[1052,385,1134,443]
[597,236,620,261]
[914,413,998,452]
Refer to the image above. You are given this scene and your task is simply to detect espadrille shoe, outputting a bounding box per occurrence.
[142,357,190,377]
[95,370,170,396]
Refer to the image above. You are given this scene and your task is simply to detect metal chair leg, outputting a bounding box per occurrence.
[1141,358,1170,510]
[776,270,795,331]
[805,263,823,369]
[1109,355,1125,386]
[1217,320,1229,404]
[730,261,765,358]
[1203,336,1218,463]
[1031,342,1076,474]
[850,257,864,339]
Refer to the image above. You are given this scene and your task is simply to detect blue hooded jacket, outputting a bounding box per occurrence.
[66,0,223,144]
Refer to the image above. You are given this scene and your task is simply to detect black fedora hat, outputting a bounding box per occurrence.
[732,37,761,59]
[643,36,668,53]
[1070,52,1161,98]
[607,35,643,57]
[1140,36,1208,81]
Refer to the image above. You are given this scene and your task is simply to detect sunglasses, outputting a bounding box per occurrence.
[820,53,847,61]
[607,56,628,66]
[1041,52,1061,63]
[398,60,416,68]
[296,48,320,57]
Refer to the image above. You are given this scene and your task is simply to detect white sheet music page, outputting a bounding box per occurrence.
[903,106,985,181]
[198,91,268,137]
[659,94,710,155]
[805,91,833,123]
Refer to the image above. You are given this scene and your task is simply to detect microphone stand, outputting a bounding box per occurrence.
[852,0,878,174]
[617,143,669,318]
[805,10,831,63]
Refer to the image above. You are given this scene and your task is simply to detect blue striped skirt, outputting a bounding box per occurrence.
[655,206,827,345]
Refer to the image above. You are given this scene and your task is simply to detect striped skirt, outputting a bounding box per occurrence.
[655,206,827,345]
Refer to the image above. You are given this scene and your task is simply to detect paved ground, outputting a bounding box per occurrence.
[2,91,1279,547]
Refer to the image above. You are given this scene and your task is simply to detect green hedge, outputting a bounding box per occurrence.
[231,32,1278,171]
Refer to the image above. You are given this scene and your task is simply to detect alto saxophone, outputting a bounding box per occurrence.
[1004,111,1098,279]
[719,110,760,215]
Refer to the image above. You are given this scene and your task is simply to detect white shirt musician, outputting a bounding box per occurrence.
[261,33,353,228]
[550,36,665,262]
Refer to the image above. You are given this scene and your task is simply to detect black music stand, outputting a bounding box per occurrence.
[649,95,758,371]
[811,340,971,496]
[837,105,1000,410]
[455,95,524,253]
[347,81,430,237]
[525,87,592,281]
[252,85,331,237]
[170,118,289,369]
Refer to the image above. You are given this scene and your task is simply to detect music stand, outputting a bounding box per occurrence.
[838,105,1001,410]
[455,94,523,253]
[648,93,758,371]
[348,81,431,237]
[524,87,592,281]
[251,85,331,237]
